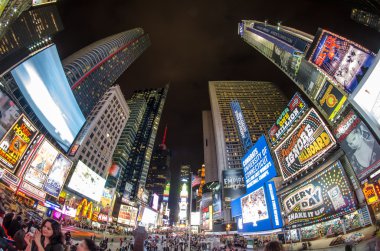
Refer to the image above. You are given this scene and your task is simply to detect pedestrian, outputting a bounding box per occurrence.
[264,240,284,251]
[24,218,64,251]
[120,237,123,247]
[13,223,28,251]
[76,238,97,251]
[8,214,22,239]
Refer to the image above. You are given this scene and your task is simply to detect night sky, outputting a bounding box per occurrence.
[55,0,380,220]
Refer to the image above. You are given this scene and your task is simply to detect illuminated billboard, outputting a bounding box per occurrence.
[0,89,21,140]
[117,205,138,227]
[141,207,158,225]
[43,153,72,197]
[152,193,159,211]
[352,53,380,132]
[191,212,200,226]
[242,135,277,192]
[222,168,246,202]
[67,161,106,202]
[334,110,380,180]
[32,0,57,6]
[274,108,336,181]
[11,45,85,152]
[231,101,252,151]
[201,192,212,231]
[281,161,357,227]
[296,59,326,99]
[0,115,38,172]
[271,45,302,78]
[316,80,347,121]
[212,183,222,220]
[268,92,308,144]
[307,29,374,93]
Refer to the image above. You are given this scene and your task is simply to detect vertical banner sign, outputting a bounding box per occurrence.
[0,115,38,172]
[222,168,246,202]
[212,183,222,220]
[334,110,380,180]
[242,135,277,192]
[316,80,347,121]
[268,92,308,145]
[281,161,357,227]
[231,101,252,153]
[307,29,374,93]
[274,108,336,181]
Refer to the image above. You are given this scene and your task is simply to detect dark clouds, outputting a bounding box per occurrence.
[55,0,380,221]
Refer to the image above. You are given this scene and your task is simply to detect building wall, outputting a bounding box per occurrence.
[202,110,218,183]
[209,81,288,181]
[70,85,129,178]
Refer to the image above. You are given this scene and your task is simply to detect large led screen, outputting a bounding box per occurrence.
[222,168,246,202]
[11,45,85,152]
[272,45,301,78]
[307,29,374,93]
[67,160,106,202]
[296,59,326,99]
[242,135,277,192]
[141,207,158,225]
[274,108,336,181]
[43,153,72,197]
[352,54,380,132]
[281,161,357,227]
[0,89,21,140]
[117,205,138,227]
[268,92,308,145]
[334,110,380,180]
[0,115,38,171]
[316,80,347,121]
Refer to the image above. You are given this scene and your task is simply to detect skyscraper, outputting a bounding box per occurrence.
[145,126,171,201]
[0,0,32,40]
[63,28,151,117]
[202,111,218,183]
[116,85,169,199]
[68,85,129,178]
[209,81,288,180]
[351,8,380,31]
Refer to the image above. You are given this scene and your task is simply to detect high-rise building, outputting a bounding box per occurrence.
[116,85,169,199]
[0,0,32,40]
[202,111,218,183]
[209,81,288,180]
[351,8,380,31]
[0,4,62,71]
[62,29,151,118]
[145,126,171,201]
[68,85,129,178]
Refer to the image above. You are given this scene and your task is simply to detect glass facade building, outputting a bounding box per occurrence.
[63,28,151,118]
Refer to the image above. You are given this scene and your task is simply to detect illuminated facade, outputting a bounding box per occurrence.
[116,85,169,199]
[68,85,129,178]
[209,81,287,180]
[0,0,32,40]
[63,28,151,118]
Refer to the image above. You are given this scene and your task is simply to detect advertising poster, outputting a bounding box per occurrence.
[362,182,380,205]
[0,115,38,171]
[334,110,380,180]
[241,186,269,224]
[242,135,277,192]
[352,54,380,130]
[296,59,326,99]
[281,161,357,227]
[231,101,252,152]
[212,183,222,220]
[43,153,72,197]
[274,108,336,181]
[0,89,21,140]
[201,192,212,231]
[308,29,374,93]
[222,168,246,202]
[272,45,301,78]
[268,92,308,144]
[316,80,347,121]
[117,205,138,226]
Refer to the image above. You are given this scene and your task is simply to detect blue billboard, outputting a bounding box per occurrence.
[242,135,277,193]
[231,101,252,152]
[231,181,282,232]
[11,45,86,152]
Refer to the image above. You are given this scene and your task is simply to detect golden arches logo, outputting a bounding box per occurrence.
[76,198,93,219]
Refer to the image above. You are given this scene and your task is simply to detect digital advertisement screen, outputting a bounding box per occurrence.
[274,108,336,181]
[0,89,21,140]
[231,101,252,151]
[242,135,277,192]
[212,183,222,220]
[334,110,380,180]
[222,168,246,202]
[11,45,85,152]
[0,115,38,171]
[271,45,301,78]
[43,153,72,197]
[232,181,282,232]
[268,92,308,145]
[201,192,213,231]
[141,207,158,225]
[67,160,106,202]
[296,59,326,99]
[191,212,200,226]
[117,205,138,227]
[308,29,374,93]
[316,80,347,121]
[152,193,159,211]
[281,161,357,227]
[352,53,380,131]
